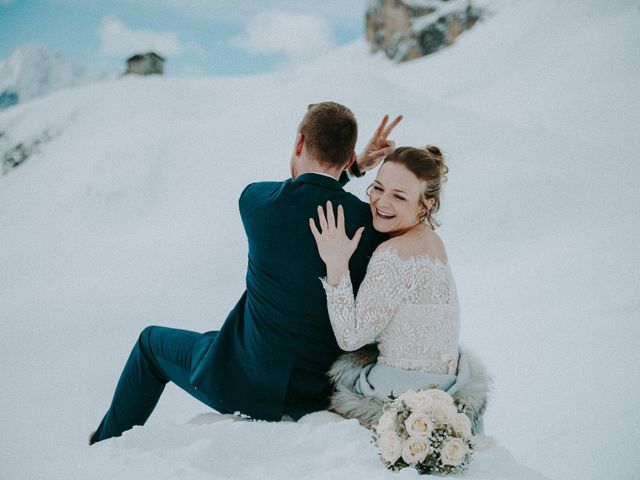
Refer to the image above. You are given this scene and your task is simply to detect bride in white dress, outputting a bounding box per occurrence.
[310,146,487,431]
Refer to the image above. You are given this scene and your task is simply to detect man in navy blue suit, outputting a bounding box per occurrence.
[91,102,401,443]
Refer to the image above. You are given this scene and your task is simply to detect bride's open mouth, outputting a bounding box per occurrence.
[375,208,395,219]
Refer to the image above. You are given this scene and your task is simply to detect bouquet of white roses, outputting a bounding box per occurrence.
[373,387,474,475]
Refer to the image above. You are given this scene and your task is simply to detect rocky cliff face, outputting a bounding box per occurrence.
[366,0,481,62]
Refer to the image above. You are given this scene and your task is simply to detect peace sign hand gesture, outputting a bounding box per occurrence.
[356,114,403,172]
[309,201,365,285]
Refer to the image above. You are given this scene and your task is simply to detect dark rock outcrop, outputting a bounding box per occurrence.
[366,0,481,62]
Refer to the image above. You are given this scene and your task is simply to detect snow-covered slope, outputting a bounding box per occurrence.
[0,43,105,109]
[1,1,638,479]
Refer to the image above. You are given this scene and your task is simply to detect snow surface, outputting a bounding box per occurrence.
[410,0,473,32]
[0,43,105,107]
[1,1,639,479]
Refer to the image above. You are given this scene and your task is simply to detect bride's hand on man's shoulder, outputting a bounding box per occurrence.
[309,201,364,269]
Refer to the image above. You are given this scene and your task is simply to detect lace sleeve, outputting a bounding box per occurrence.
[320,249,414,351]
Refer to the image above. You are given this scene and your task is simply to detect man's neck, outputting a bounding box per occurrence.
[298,170,339,181]
[293,161,343,181]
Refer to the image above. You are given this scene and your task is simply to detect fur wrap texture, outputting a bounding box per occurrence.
[327,345,491,433]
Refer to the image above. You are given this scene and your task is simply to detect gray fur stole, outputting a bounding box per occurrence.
[327,345,492,433]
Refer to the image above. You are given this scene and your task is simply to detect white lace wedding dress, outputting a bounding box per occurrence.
[321,247,461,377]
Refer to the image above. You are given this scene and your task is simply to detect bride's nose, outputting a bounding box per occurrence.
[378,192,394,207]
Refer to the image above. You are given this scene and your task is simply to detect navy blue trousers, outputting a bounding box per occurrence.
[92,326,220,443]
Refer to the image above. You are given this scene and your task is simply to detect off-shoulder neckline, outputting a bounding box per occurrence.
[373,246,450,268]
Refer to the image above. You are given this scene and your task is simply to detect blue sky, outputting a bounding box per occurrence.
[0,0,368,75]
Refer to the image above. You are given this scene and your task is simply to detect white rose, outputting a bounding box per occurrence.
[404,412,433,438]
[432,400,456,425]
[401,437,431,464]
[378,431,403,464]
[422,388,454,405]
[398,389,418,406]
[452,413,473,439]
[404,390,435,413]
[375,410,398,435]
[440,437,469,466]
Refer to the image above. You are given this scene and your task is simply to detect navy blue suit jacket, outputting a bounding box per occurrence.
[190,173,386,420]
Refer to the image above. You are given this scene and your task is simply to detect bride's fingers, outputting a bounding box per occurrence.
[309,218,321,242]
[337,204,345,232]
[317,205,328,231]
[351,226,365,248]
[325,201,335,230]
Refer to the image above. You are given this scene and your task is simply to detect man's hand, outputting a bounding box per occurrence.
[356,114,403,172]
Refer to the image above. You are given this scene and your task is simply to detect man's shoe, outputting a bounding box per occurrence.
[89,430,96,446]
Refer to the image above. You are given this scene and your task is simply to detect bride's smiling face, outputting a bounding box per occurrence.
[369,161,428,237]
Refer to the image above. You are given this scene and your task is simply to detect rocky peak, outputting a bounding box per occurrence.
[366,0,481,62]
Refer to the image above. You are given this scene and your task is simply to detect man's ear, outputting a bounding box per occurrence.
[294,133,304,156]
[343,151,357,170]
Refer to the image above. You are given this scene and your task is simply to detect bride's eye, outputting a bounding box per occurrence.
[394,194,406,201]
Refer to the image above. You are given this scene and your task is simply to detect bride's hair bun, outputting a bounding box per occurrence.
[425,145,442,157]
[424,145,445,169]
